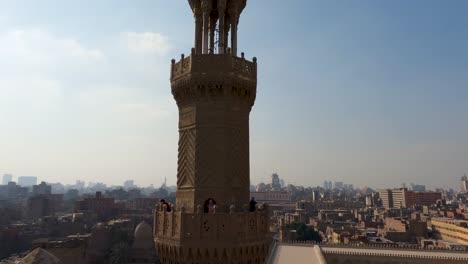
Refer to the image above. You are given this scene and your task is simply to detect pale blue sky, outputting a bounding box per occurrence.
[0,0,467,189]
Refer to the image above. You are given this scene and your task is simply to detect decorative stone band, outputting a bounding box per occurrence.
[171,52,257,82]
[154,210,269,243]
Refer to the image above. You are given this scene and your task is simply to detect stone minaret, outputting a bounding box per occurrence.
[154,0,271,263]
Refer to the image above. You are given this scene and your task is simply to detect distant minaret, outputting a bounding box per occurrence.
[154,1,270,263]
[461,174,468,193]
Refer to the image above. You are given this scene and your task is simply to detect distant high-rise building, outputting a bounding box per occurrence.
[334,181,344,190]
[391,188,407,209]
[410,183,426,192]
[379,189,394,209]
[18,176,37,187]
[2,174,12,185]
[323,180,333,190]
[271,173,281,190]
[461,174,468,193]
[365,195,373,207]
[124,180,135,189]
[312,190,320,202]
[379,188,441,209]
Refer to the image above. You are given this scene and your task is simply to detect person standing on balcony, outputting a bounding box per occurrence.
[204,198,217,213]
[249,197,257,212]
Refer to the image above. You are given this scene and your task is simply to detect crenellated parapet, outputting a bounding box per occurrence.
[171,52,257,110]
[155,210,269,242]
[171,52,257,81]
[154,207,271,263]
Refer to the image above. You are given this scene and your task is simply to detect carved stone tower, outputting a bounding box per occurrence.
[154,0,271,263]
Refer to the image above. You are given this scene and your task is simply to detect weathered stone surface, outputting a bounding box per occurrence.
[154,2,270,263]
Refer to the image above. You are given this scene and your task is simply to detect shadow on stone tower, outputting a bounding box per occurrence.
[153,0,271,263]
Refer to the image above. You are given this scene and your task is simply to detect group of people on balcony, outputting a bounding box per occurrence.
[158,197,259,213]
[203,197,258,213]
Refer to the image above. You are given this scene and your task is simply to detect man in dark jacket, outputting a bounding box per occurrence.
[249,197,257,212]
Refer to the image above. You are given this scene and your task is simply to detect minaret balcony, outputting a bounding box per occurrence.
[154,209,270,244]
[170,52,257,83]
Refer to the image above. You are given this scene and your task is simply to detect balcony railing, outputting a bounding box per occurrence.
[154,210,269,243]
[170,52,257,82]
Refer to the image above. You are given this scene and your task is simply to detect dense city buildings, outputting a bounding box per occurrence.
[1,174,12,186]
[0,173,467,263]
[74,191,115,221]
[250,191,292,203]
[0,176,169,263]
[17,176,37,187]
[410,184,426,192]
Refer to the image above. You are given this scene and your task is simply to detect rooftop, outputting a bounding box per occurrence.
[269,242,468,263]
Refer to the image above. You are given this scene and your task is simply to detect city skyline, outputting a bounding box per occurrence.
[1,0,467,189]
[0,172,462,192]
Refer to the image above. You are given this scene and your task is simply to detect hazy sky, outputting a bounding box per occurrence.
[0,0,467,190]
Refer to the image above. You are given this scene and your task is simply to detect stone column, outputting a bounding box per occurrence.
[227,2,239,56]
[217,0,227,54]
[201,0,211,54]
[209,14,217,54]
[224,15,230,53]
[194,8,203,54]
[231,16,238,56]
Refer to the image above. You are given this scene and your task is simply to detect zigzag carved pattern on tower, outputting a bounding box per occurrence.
[177,128,196,187]
[230,128,249,188]
[195,128,216,186]
[231,128,242,188]
[239,129,250,188]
